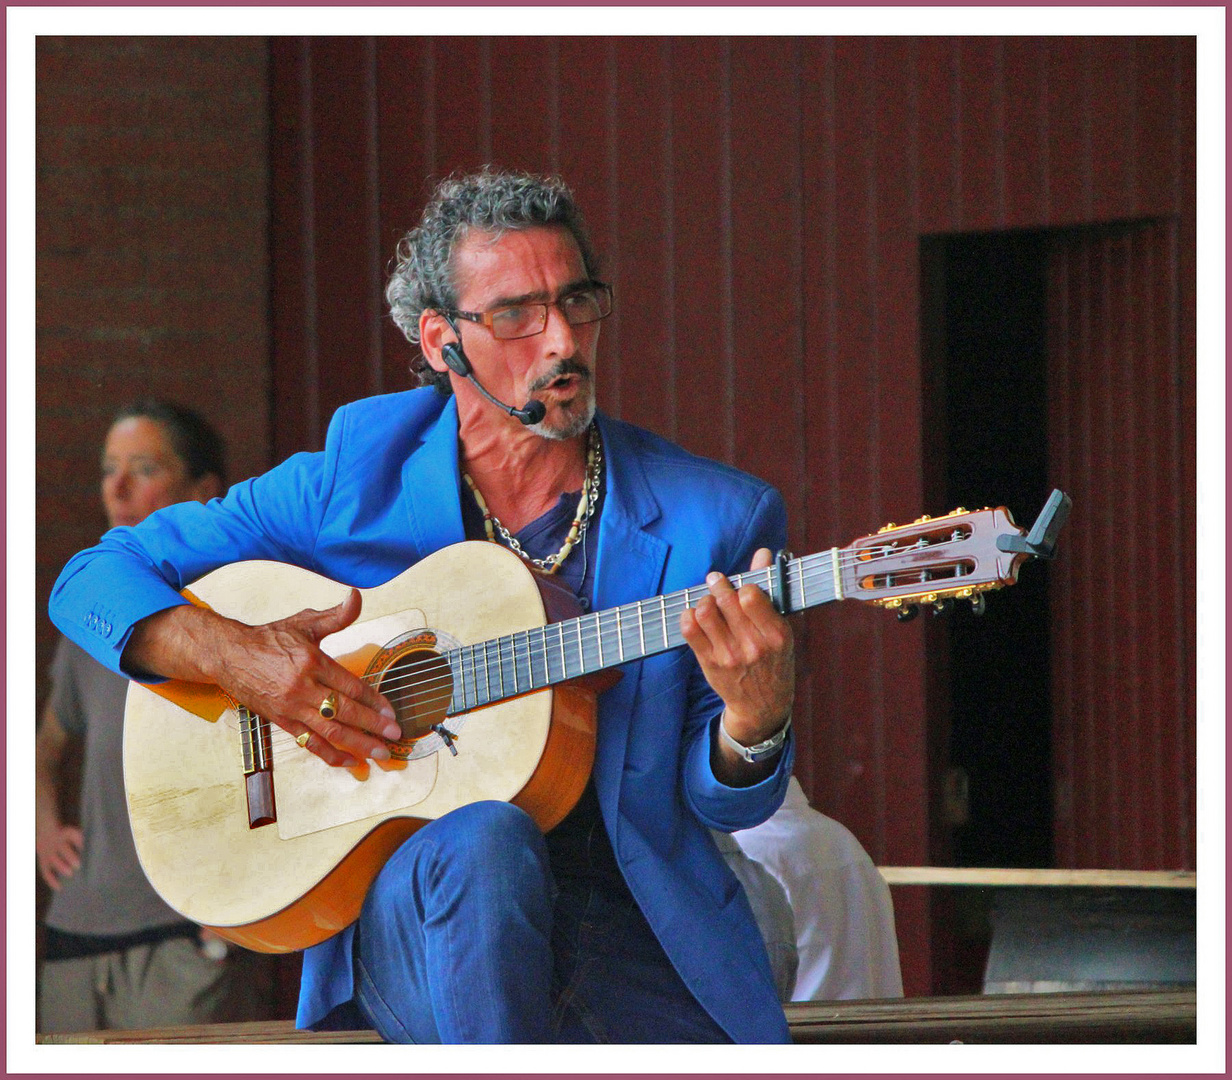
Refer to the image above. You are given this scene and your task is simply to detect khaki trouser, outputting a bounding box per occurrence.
[38,935,274,1034]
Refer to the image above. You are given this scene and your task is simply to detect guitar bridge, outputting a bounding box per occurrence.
[237,704,277,828]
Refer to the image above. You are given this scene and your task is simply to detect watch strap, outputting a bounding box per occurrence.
[718,711,792,763]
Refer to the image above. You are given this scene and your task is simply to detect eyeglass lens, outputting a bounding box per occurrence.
[490,285,612,340]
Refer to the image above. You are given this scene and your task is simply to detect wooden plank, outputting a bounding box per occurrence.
[789,989,1195,1044]
[878,866,1196,888]
[37,990,1195,1045]
[37,1020,383,1045]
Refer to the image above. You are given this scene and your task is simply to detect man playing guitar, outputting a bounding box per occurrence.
[51,169,796,1043]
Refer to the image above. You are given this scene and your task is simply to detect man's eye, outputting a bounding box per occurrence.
[493,306,532,327]
[561,291,600,316]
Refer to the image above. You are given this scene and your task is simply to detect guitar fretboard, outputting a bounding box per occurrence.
[444,549,841,714]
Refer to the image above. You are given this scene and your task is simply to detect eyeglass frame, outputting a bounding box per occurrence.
[444,281,614,341]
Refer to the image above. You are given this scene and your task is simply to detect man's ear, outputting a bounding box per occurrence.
[419,310,452,374]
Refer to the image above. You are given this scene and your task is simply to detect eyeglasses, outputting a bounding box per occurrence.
[448,282,613,341]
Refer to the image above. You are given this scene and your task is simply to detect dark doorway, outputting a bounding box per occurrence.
[925,230,1055,870]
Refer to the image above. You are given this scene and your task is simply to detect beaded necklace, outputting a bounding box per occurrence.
[462,424,602,575]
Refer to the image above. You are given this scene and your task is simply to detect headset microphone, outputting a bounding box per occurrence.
[440,338,546,426]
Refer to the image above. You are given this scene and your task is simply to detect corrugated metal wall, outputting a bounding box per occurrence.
[1047,220,1195,870]
[269,35,1196,989]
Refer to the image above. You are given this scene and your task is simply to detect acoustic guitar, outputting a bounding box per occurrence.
[124,494,1069,952]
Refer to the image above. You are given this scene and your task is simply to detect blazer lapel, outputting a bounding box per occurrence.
[400,394,466,557]
[591,414,669,819]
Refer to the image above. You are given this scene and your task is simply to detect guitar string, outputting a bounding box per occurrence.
[370,556,975,711]
[370,538,975,698]
[232,562,838,757]
[365,552,978,719]
[235,537,981,754]
[370,536,972,696]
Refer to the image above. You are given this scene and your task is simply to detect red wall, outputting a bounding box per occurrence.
[36,36,1196,999]
[35,36,274,707]
[1048,220,1195,870]
[34,36,293,1013]
[269,36,1196,993]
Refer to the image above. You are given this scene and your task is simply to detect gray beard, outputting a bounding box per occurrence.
[530,393,595,441]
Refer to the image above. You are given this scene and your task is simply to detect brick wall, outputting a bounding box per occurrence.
[35,37,273,704]
[34,36,302,1020]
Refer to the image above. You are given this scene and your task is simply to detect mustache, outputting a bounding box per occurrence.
[526,359,592,394]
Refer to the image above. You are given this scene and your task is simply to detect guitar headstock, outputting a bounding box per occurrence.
[840,505,1039,616]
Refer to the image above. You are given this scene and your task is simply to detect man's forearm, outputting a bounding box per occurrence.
[122,603,238,685]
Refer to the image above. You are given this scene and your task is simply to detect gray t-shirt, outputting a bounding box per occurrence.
[43,635,187,938]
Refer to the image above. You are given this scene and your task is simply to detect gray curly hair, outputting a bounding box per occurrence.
[386,168,601,393]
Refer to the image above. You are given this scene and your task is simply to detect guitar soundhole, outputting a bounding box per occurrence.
[375,647,452,751]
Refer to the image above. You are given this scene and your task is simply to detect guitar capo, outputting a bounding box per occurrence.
[769,549,793,615]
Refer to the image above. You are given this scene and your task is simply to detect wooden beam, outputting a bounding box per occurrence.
[36,990,1195,1045]
[877,867,1196,888]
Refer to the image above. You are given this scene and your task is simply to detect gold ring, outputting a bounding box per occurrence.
[318,692,338,720]
[296,731,312,748]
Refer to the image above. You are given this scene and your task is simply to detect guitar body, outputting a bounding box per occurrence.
[120,495,1069,955]
[123,542,599,953]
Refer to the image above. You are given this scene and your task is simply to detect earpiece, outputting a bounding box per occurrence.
[441,341,472,377]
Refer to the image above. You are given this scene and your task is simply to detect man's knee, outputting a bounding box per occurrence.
[375,801,549,908]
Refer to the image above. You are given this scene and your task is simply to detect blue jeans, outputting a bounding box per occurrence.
[349,801,729,1043]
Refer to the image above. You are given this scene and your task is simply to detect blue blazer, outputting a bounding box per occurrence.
[51,389,794,1043]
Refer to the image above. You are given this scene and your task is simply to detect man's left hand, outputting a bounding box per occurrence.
[680,548,795,779]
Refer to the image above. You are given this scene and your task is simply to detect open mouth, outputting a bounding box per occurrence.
[530,362,591,396]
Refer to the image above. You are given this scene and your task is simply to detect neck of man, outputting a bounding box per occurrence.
[458,412,589,535]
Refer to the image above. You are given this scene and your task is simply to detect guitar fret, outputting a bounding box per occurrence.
[436,544,857,717]
[468,645,478,714]
[481,639,491,705]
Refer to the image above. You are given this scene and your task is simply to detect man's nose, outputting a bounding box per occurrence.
[541,302,578,356]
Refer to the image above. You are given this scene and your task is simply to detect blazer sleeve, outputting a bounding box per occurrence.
[49,409,349,678]
[678,482,795,832]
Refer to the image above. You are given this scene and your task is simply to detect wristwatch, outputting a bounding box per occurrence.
[718,712,792,764]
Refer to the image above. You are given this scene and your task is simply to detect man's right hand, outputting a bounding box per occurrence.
[126,589,402,768]
[36,821,84,891]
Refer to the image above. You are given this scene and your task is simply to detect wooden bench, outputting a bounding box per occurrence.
[36,988,1194,1044]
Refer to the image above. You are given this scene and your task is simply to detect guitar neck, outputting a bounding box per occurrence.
[445,549,841,714]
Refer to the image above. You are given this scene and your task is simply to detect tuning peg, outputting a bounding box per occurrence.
[896,604,920,623]
[970,594,986,616]
[931,598,954,617]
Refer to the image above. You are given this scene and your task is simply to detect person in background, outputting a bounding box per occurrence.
[732,775,904,1001]
[36,399,275,1033]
